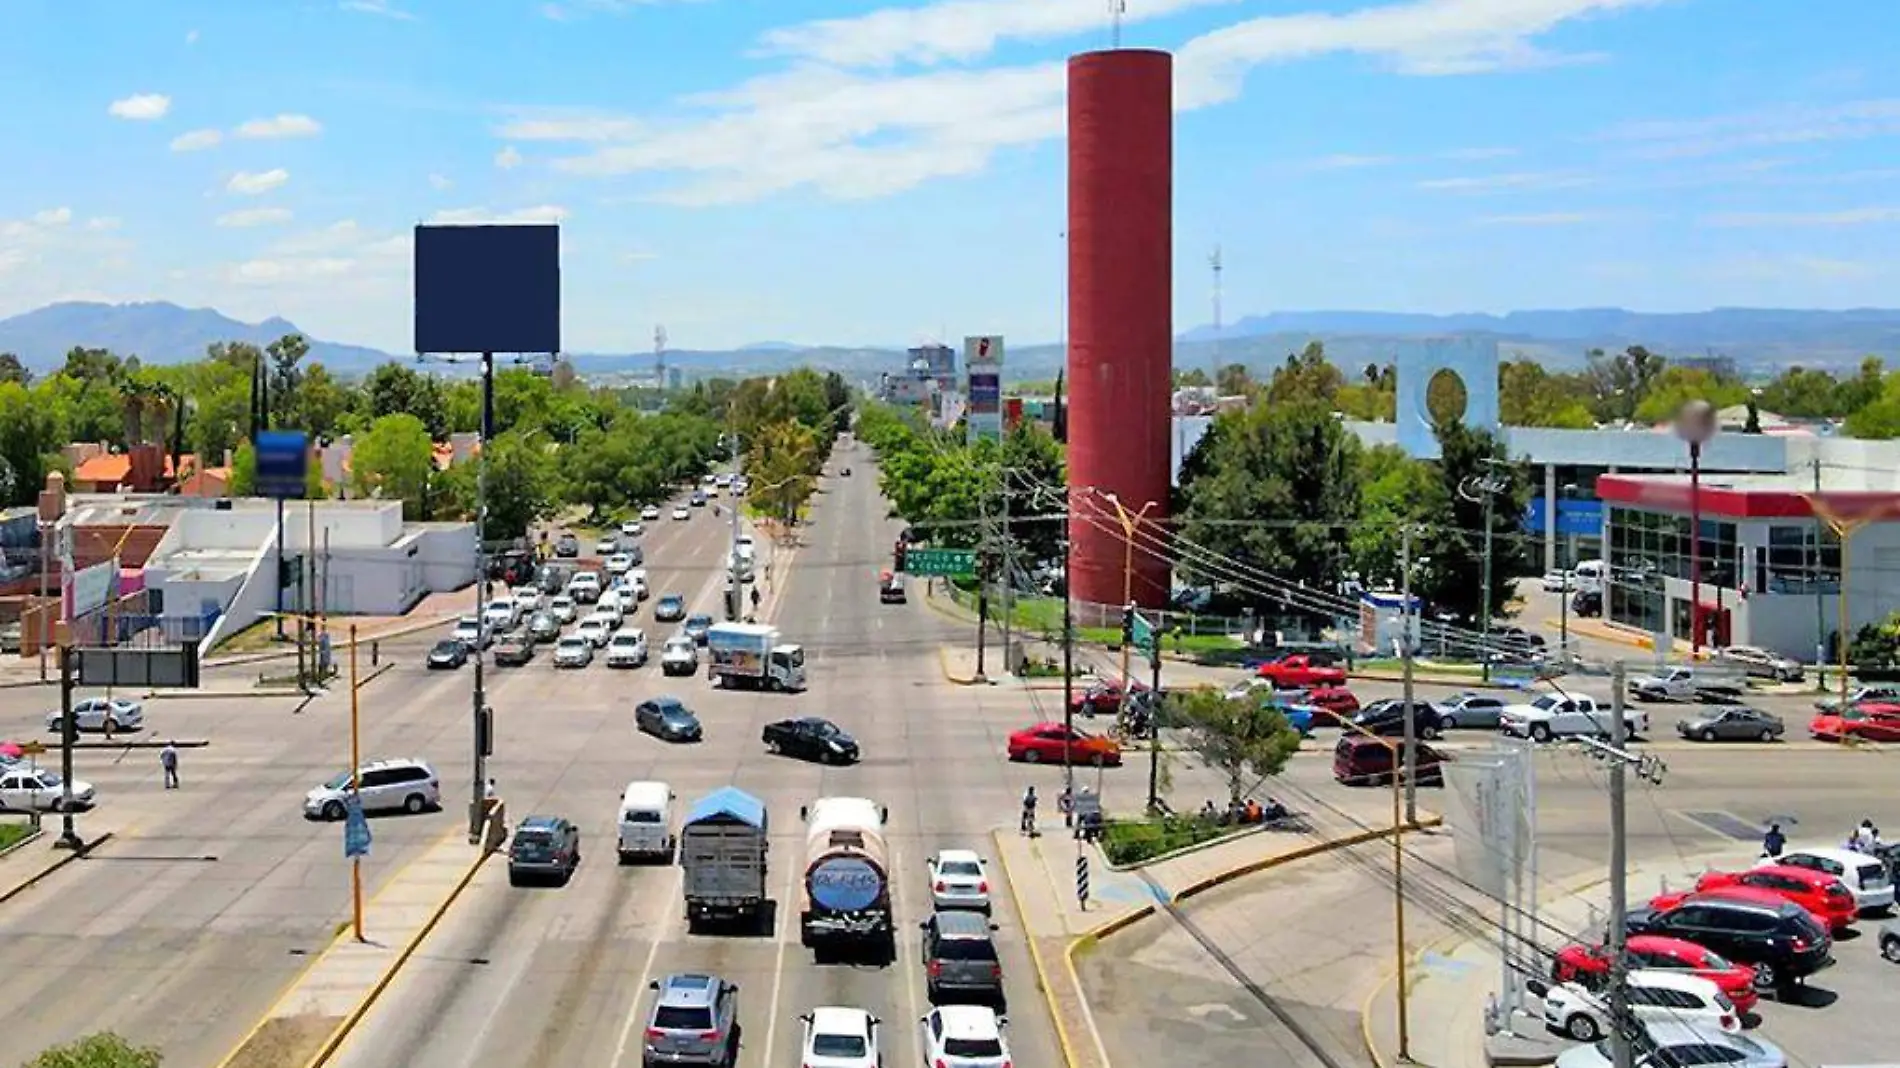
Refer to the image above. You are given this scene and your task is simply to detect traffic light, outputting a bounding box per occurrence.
[477,706,494,757]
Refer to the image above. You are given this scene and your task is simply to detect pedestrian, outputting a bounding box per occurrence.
[484,776,498,801]
[1020,785,1038,836]
[160,741,179,789]
[1761,822,1786,859]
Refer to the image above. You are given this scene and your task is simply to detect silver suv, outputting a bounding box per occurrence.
[643,973,739,1067]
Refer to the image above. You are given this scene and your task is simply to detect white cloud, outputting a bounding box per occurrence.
[429,205,570,224]
[1417,170,1591,192]
[229,257,358,285]
[32,208,73,227]
[1601,98,1900,159]
[1701,207,1900,228]
[1440,146,1518,160]
[185,29,200,45]
[1475,211,1618,225]
[234,114,323,139]
[760,0,1233,68]
[1307,153,1399,169]
[541,0,704,19]
[108,93,172,120]
[429,173,453,191]
[170,128,223,152]
[495,145,524,169]
[494,110,646,142]
[339,0,416,20]
[536,0,1665,205]
[216,207,295,228]
[227,169,291,195]
[86,217,121,232]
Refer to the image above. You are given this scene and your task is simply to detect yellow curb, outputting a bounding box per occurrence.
[939,646,980,686]
[304,834,499,1068]
[1541,615,1654,650]
[209,826,485,1068]
[0,830,114,905]
[991,827,1090,1068]
[1171,817,1443,905]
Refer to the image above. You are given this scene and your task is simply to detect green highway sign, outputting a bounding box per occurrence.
[903,548,977,578]
[1131,611,1158,663]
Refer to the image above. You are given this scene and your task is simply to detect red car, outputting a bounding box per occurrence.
[1657,866,1858,931]
[1551,934,1760,1014]
[1298,685,1360,724]
[1007,722,1123,766]
[1255,655,1346,688]
[1071,680,1146,718]
[1810,704,1900,743]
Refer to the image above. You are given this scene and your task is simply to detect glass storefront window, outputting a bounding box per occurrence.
[1766,524,1841,594]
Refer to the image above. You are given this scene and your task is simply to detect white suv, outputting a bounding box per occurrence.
[607,628,650,668]
[304,758,440,820]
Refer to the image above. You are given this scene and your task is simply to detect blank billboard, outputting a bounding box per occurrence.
[413,224,561,354]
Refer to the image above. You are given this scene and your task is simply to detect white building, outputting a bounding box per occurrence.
[126,498,475,650]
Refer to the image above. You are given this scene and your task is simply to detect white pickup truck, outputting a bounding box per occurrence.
[1627,666,1746,704]
[1500,693,1647,742]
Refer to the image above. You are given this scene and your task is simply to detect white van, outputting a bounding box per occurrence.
[1574,559,1606,593]
[618,781,676,864]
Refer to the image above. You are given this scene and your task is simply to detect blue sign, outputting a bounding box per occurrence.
[255,430,309,499]
[1522,497,1602,538]
[343,795,373,859]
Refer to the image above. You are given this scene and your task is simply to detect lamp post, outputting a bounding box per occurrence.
[1675,400,1717,657]
[1559,483,1578,668]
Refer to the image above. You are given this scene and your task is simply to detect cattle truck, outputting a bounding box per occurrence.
[798,796,893,959]
[680,786,770,933]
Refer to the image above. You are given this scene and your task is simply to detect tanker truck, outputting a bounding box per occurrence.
[798,796,893,960]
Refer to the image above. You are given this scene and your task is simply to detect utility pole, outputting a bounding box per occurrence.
[1400,524,1419,823]
[1000,469,1013,675]
[727,432,742,620]
[1459,463,1508,681]
[469,352,494,845]
[1608,663,1633,1068]
[1061,508,1076,803]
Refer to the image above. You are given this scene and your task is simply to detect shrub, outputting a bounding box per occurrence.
[22,1032,162,1068]
[1099,814,1230,866]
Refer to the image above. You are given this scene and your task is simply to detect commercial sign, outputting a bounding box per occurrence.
[964,335,1003,444]
[255,430,310,500]
[64,559,118,619]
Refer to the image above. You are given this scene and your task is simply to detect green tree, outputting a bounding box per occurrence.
[0,353,30,386]
[0,382,57,505]
[294,364,355,439]
[1175,398,1361,603]
[746,419,820,524]
[1631,366,1748,424]
[1214,363,1254,396]
[1844,371,1900,439]
[1350,445,1442,589]
[1163,687,1302,809]
[21,1032,162,1068]
[1265,341,1343,407]
[436,431,555,538]
[1498,360,1596,428]
[265,333,308,425]
[361,363,448,438]
[1584,345,1668,422]
[1413,421,1533,624]
[350,413,434,519]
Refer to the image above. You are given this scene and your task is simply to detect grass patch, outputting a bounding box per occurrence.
[1356,658,1485,677]
[1099,813,1234,866]
[0,822,36,852]
[216,620,290,654]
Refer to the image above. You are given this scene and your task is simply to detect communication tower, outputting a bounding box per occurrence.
[654,324,667,388]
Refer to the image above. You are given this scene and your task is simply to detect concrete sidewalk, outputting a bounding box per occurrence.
[993,801,1442,1068]
[1361,851,1734,1068]
[214,814,505,1068]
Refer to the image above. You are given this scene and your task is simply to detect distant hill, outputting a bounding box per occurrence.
[7,301,1900,384]
[0,301,390,373]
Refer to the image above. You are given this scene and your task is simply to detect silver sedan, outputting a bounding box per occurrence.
[1675,704,1784,742]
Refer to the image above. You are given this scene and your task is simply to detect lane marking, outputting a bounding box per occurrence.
[757,842,804,1068]
[889,830,927,1068]
[609,865,688,1068]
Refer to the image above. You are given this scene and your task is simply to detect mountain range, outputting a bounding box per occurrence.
[7,300,1900,383]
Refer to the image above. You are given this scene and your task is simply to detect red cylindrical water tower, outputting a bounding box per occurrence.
[1066,48,1173,612]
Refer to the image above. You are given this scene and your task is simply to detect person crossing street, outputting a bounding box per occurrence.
[160,742,180,789]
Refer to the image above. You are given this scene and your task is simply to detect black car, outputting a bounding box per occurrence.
[1350,699,1445,740]
[683,614,715,645]
[1571,588,1602,617]
[426,639,468,670]
[554,533,580,558]
[762,716,859,764]
[536,563,574,595]
[636,696,703,743]
[527,612,562,643]
[494,637,536,667]
[1624,893,1832,992]
[508,815,581,886]
[654,594,687,622]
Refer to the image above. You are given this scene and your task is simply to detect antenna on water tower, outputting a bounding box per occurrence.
[1110,0,1126,48]
[654,324,667,386]
[1209,246,1223,388]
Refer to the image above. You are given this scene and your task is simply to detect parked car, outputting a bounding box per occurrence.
[1333,734,1447,787]
[1434,692,1508,730]
[1254,654,1346,688]
[553,636,595,668]
[1350,699,1444,740]
[641,973,740,1068]
[493,636,536,667]
[1006,722,1121,766]
[1551,934,1760,1014]
[1676,705,1784,742]
[46,696,145,734]
[762,716,859,764]
[655,593,687,622]
[1715,645,1803,682]
[636,696,702,743]
[1656,866,1858,931]
[1624,891,1832,991]
[0,767,94,812]
[303,758,439,819]
[1540,969,1739,1041]
[508,815,580,886]
[426,639,469,670]
[1762,846,1896,912]
[1552,1021,1785,1068]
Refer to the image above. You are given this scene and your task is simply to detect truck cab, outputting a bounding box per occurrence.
[1629,665,1745,704]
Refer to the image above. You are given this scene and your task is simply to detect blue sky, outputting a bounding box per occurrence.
[2,0,1898,355]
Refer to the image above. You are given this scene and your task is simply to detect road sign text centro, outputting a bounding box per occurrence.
[901,548,977,578]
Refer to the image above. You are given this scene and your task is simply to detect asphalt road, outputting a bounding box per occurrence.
[326,440,1069,1068]
[0,487,726,1065]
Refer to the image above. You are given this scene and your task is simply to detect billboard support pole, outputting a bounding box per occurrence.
[275,498,286,641]
[470,352,493,845]
[56,644,82,850]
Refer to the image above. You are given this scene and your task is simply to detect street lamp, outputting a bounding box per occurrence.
[1674,400,1718,657]
[1559,483,1579,668]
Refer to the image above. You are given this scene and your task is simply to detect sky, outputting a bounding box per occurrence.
[2,0,1899,356]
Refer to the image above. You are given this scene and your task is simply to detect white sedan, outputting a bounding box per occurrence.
[921,1006,1010,1068]
[671,506,691,521]
[1541,570,1575,593]
[800,1007,880,1068]
[604,553,633,575]
[0,767,95,812]
[47,696,145,734]
[641,505,661,520]
[927,849,992,913]
[619,520,644,537]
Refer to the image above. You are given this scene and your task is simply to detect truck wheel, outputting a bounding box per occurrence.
[1530,724,1553,743]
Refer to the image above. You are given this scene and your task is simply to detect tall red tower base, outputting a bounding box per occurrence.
[1066,49,1173,611]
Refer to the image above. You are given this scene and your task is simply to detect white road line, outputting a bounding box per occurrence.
[890,834,927,1067]
[756,845,804,1067]
[609,865,686,1068]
